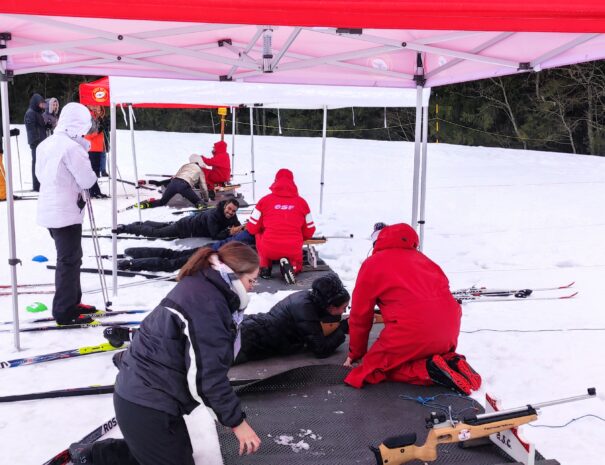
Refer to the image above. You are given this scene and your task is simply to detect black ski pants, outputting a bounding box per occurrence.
[123,221,181,238]
[30,144,40,191]
[124,247,198,272]
[48,224,83,324]
[88,151,103,196]
[150,178,201,208]
[90,393,195,465]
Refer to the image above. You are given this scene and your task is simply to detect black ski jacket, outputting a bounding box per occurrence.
[177,200,241,239]
[235,290,346,364]
[24,94,48,148]
[115,269,245,427]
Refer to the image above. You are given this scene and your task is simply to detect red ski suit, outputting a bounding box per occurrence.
[345,223,461,389]
[247,169,315,272]
[202,140,231,190]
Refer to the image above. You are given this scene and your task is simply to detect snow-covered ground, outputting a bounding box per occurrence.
[1,126,604,464]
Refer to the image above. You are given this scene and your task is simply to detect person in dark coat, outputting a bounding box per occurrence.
[234,273,350,364]
[24,93,48,191]
[117,199,242,239]
[118,226,256,272]
[68,242,262,464]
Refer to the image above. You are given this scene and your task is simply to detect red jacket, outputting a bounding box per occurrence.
[202,140,231,183]
[348,224,461,362]
[247,169,315,255]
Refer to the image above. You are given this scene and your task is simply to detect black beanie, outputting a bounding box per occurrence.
[310,273,350,309]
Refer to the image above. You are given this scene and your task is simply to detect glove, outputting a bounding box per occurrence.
[339,318,349,334]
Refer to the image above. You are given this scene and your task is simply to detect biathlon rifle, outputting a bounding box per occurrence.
[372,387,596,465]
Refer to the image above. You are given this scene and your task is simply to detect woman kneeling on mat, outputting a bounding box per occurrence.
[69,242,261,464]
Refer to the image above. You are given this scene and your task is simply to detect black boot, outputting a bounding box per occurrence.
[103,326,132,348]
[69,442,94,464]
[260,267,272,279]
[117,259,133,271]
[279,258,296,285]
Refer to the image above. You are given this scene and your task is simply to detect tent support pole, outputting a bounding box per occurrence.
[249,107,255,201]
[110,103,118,296]
[1,72,21,350]
[319,105,327,214]
[231,107,235,179]
[411,53,425,230]
[418,103,429,251]
[128,105,142,223]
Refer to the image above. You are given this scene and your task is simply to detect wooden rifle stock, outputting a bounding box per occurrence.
[372,388,596,465]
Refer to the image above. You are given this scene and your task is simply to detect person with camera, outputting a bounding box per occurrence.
[35,102,99,325]
[69,242,262,464]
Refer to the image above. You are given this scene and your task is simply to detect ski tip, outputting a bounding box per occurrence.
[561,291,579,299]
[561,281,575,289]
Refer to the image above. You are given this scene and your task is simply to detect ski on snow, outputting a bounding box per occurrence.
[43,417,119,465]
[0,342,124,369]
[0,309,150,326]
[457,291,578,303]
[0,320,142,334]
[46,264,177,281]
[82,233,179,241]
[452,281,575,298]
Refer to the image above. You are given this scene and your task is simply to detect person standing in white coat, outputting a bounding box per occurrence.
[36,102,99,325]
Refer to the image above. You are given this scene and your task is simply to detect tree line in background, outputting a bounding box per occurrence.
[4,60,604,155]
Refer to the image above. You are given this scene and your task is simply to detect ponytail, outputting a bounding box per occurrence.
[178,241,259,280]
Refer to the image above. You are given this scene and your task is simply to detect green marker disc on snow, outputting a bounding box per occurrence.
[26,302,48,313]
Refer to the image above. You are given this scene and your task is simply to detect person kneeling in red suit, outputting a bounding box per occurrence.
[247,169,315,284]
[202,140,231,191]
[343,223,481,395]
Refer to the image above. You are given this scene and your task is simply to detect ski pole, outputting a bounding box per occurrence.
[13,132,23,191]
[84,190,111,308]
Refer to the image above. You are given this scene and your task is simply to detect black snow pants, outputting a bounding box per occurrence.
[48,224,83,324]
[90,393,195,465]
[149,178,201,208]
[122,221,182,238]
[123,247,199,272]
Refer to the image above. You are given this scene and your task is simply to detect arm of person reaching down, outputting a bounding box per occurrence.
[301,319,346,358]
[184,299,245,428]
[301,201,316,240]
[206,211,231,240]
[246,203,264,235]
[348,260,379,362]
[63,145,98,190]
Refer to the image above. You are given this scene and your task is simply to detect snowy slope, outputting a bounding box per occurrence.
[1,125,604,464]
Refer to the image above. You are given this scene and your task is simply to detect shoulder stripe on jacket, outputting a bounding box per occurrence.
[163,306,218,422]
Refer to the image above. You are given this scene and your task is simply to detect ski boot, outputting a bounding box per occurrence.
[279,258,296,285]
[69,442,94,464]
[426,354,472,395]
[104,326,133,348]
[77,303,97,314]
[135,200,152,209]
[117,259,133,271]
[443,352,482,391]
[260,267,272,280]
[58,315,98,326]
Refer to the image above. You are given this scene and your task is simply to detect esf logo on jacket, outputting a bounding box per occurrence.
[274,204,294,210]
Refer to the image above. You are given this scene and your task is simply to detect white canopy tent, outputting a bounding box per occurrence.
[2,0,603,349]
[106,77,431,295]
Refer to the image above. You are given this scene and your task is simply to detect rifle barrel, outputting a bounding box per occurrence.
[475,388,596,420]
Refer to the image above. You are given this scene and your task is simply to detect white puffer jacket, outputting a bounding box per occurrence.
[36,103,98,229]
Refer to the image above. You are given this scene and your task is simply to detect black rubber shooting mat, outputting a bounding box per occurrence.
[218,365,555,465]
[227,325,381,382]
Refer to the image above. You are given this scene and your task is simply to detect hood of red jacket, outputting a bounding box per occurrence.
[269,168,298,197]
[373,223,419,252]
[213,140,228,155]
